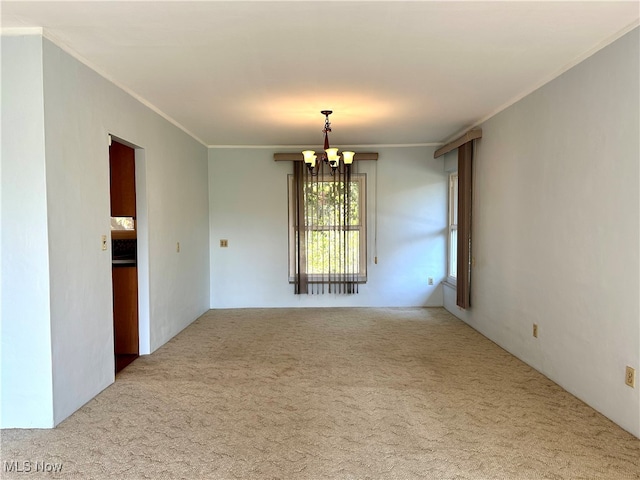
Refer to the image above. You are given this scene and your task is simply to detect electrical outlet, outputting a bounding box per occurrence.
[428,277,434,285]
[220,239,228,248]
[532,323,538,338]
[101,235,108,251]
[625,366,635,388]
[176,242,180,253]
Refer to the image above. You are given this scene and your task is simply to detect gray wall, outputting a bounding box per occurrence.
[208,146,447,308]
[445,28,640,437]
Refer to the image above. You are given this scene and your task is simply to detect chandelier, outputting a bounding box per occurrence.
[302,110,355,175]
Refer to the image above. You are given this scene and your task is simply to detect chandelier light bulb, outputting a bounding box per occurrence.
[342,151,355,165]
[302,150,317,167]
[325,148,339,162]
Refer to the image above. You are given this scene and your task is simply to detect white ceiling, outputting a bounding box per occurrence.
[2,1,639,147]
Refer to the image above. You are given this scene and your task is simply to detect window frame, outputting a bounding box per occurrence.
[288,173,367,283]
[447,172,458,285]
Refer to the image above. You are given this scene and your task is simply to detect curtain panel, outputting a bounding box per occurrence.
[433,129,480,310]
[456,141,473,309]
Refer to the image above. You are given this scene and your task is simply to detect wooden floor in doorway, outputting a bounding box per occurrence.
[115,353,138,374]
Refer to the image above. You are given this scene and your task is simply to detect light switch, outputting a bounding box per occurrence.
[220,239,228,248]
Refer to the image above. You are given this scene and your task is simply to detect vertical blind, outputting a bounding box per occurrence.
[291,160,363,295]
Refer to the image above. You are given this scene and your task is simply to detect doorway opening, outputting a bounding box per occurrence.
[109,138,139,373]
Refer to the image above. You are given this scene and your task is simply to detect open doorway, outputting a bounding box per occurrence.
[109,139,139,373]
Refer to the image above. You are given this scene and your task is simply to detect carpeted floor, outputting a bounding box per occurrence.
[2,308,639,479]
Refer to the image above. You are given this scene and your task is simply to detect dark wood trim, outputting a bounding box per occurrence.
[274,152,378,162]
[434,129,482,158]
[111,230,136,240]
[109,141,137,216]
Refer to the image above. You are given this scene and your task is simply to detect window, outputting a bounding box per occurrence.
[288,173,367,288]
[111,217,135,231]
[111,216,136,240]
[447,172,458,284]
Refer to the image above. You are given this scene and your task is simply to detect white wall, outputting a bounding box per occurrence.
[42,38,210,425]
[444,28,640,437]
[1,35,55,428]
[209,146,446,308]
[0,35,210,427]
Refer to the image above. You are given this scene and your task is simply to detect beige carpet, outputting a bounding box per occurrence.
[2,308,639,479]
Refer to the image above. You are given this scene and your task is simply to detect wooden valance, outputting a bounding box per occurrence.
[274,152,378,162]
[434,129,482,158]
